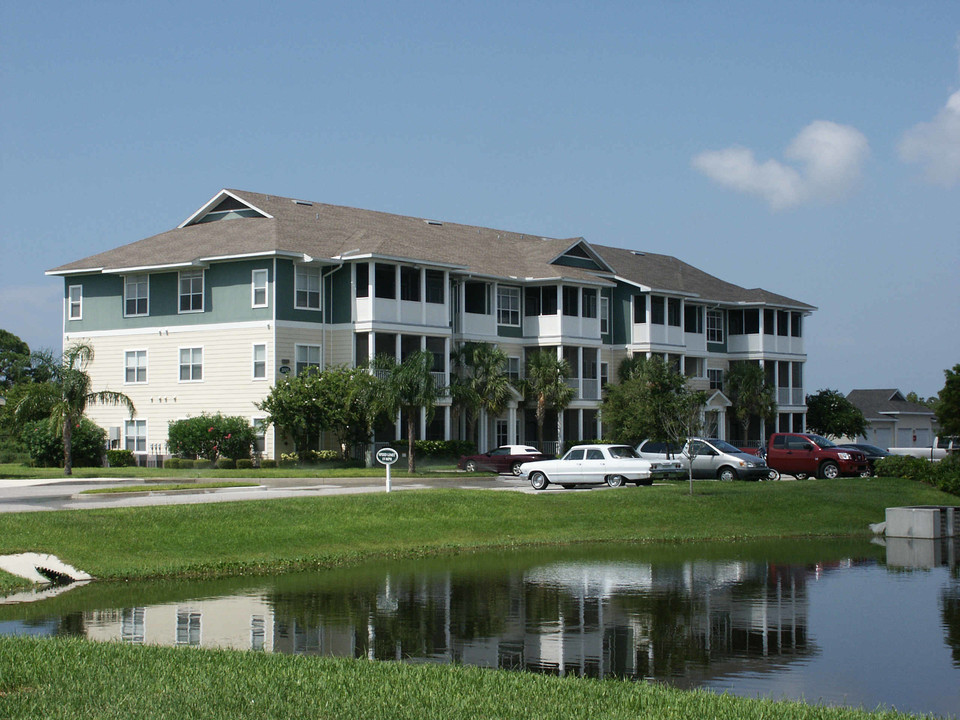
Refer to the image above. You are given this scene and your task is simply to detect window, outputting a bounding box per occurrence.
[525,286,557,316]
[121,608,145,644]
[399,266,421,302]
[764,309,775,335]
[124,274,148,317]
[253,344,267,379]
[355,262,369,298]
[667,298,681,327]
[464,281,489,314]
[562,286,579,317]
[176,611,202,646]
[252,418,267,455]
[744,309,759,334]
[179,348,203,381]
[124,419,146,453]
[791,312,802,337]
[600,362,609,388]
[599,295,609,334]
[777,310,789,336]
[179,270,204,313]
[708,368,723,390]
[507,356,521,382]
[684,304,703,333]
[684,356,703,378]
[68,285,82,320]
[728,309,744,335]
[582,289,597,319]
[633,294,646,323]
[375,263,395,299]
[295,344,321,375]
[651,296,665,325]
[707,310,723,343]
[252,269,268,307]
[295,266,321,309]
[497,286,520,326]
[425,270,444,304]
[495,420,508,447]
[124,350,147,384]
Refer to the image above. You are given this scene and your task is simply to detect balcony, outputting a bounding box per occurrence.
[777,388,804,407]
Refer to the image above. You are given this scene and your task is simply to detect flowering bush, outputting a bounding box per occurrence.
[167,414,256,461]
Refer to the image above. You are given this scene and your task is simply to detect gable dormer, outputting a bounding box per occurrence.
[888,390,907,402]
[179,190,271,228]
[550,239,614,272]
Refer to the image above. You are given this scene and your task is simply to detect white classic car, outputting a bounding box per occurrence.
[518,444,685,490]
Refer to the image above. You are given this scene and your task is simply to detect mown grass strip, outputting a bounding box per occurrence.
[0,477,952,582]
[79,481,260,495]
[0,636,922,720]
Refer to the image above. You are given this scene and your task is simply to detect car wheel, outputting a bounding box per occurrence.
[464,460,477,473]
[860,470,872,478]
[795,472,809,480]
[511,462,523,476]
[530,472,549,491]
[561,484,575,490]
[767,468,781,481]
[606,475,625,488]
[718,467,737,482]
[820,461,840,479]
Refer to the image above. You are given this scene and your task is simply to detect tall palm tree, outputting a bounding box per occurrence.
[450,342,512,449]
[375,350,444,473]
[14,343,135,475]
[725,361,776,445]
[519,350,574,449]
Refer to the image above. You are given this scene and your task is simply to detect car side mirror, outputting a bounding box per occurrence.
[802,443,813,451]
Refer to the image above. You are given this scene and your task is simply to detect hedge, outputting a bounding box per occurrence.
[876,453,960,496]
[21,418,106,468]
[106,449,136,467]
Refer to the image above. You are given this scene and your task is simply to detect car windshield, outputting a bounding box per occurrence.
[806,434,836,448]
[709,440,741,453]
[608,446,640,459]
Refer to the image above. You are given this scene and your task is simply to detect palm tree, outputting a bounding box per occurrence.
[519,350,574,450]
[14,343,135,475]
[375,350,444,473]
[450,342,512,449]
[725,361,776,446]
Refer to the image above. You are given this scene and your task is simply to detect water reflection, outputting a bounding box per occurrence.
[1,539,959,717]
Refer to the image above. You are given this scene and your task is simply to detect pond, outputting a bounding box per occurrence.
[1,536,958,718]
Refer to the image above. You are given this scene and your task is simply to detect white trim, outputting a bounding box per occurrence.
[123,349,148,385]
[64,320,271,340]
[496,285,521,327]
[177,346,204,383]
[294,343,321,376]
[251,268,269,308]
[124,418,148,454]
[123,274,150,318]
[547,238,616,273]
[46,266,105,277]
[178,189,274,228]
[252,343,268,380]
[109,262,199,275]
[68,285,82,321]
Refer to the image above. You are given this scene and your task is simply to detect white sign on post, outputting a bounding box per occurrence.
[376,447,399,492]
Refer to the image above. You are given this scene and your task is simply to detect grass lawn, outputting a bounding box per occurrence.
[79,481,260,494]
[0,635,924,720]
[0,476,952,582]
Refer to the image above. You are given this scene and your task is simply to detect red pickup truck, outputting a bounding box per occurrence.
[763,433,869,479]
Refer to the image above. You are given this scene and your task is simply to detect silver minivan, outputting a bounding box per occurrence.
[636,438,773,481]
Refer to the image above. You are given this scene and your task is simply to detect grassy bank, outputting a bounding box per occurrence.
[0,636,922,720]
[0,477,952,582]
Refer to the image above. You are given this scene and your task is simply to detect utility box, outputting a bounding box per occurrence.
[885,506,960,539]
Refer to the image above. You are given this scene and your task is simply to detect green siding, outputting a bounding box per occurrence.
[61,261,274,332]
[329,265,352,324]
[610,282,635,345]
[275,259,323,324]
[552,255,603,270]
[497,324,523,339]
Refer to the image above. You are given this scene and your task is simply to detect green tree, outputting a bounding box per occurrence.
[725,362,777,445]
[13,343,135,475]
[22,417,107,468]
[257,370,326,458]
[805,389,868,440]
[312,365,383,459]
[519,351,575,449]
[906,391,939,411]
[450,342,512,449]
[0,329,53,390]
[936,364,960,438]
[375,351,444,472]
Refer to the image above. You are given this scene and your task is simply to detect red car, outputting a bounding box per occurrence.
[458,445,554,475]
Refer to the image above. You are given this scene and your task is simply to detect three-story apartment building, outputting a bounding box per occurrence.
[48,189,814,459]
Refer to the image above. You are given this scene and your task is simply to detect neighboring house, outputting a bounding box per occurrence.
[47,189,815,459]
[845,389,940,449]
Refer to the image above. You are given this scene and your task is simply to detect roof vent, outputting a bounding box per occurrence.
[631,251,645,256]
[425,220,442,226]
[294,200,313,206]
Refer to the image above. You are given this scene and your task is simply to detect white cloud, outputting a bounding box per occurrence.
[692,121,870,210]
[898,89,960,186]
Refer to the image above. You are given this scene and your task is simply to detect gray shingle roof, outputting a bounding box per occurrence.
[48,189,812,308]
[846,389,936,419]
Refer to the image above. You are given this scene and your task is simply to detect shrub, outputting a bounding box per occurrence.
[163,458,182,469]
[260,459,277,469]
[167,414,256,462]
[396,440,476,459]
[178,459,195,469]
[193,459,212,470]
[877,453,960,496]
[236,459,254,470]
[216,458,237,470]
[106,449,136,467]
[21,418,106,468]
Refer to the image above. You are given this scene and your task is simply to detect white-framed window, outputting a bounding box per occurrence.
[295,266,321,310]
[495,420,508,447]
[179,269,204,313]
[179,347,203,382]
[252,418,267,455]
[252,269,269,308]
[68,285,82,320]
[507,356,521,382]
[176,611,202,646]
[707,309,724,343]
[600,361,609,388]
[124,350,147,384]
[599,295,609,335]
[124,419,147,453]
[497,286,521,326]
[252,344,267,379]
[295,344,321,375]
[708,368,723,390]
[684,356,704,378]
[124,274,149,317]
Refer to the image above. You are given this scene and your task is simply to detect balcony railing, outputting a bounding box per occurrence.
[371,368,447,394]
[776,388,805,406]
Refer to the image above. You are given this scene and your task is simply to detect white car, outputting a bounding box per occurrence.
[636,438,774,481]
[519,444,685,490]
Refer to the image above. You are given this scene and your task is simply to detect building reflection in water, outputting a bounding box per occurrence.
[80,558,818,683]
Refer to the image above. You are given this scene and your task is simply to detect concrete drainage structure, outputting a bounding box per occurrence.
[0,552,92,585]
[883,506,960,570]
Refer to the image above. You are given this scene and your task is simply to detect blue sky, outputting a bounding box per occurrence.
[1,1,958,397]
